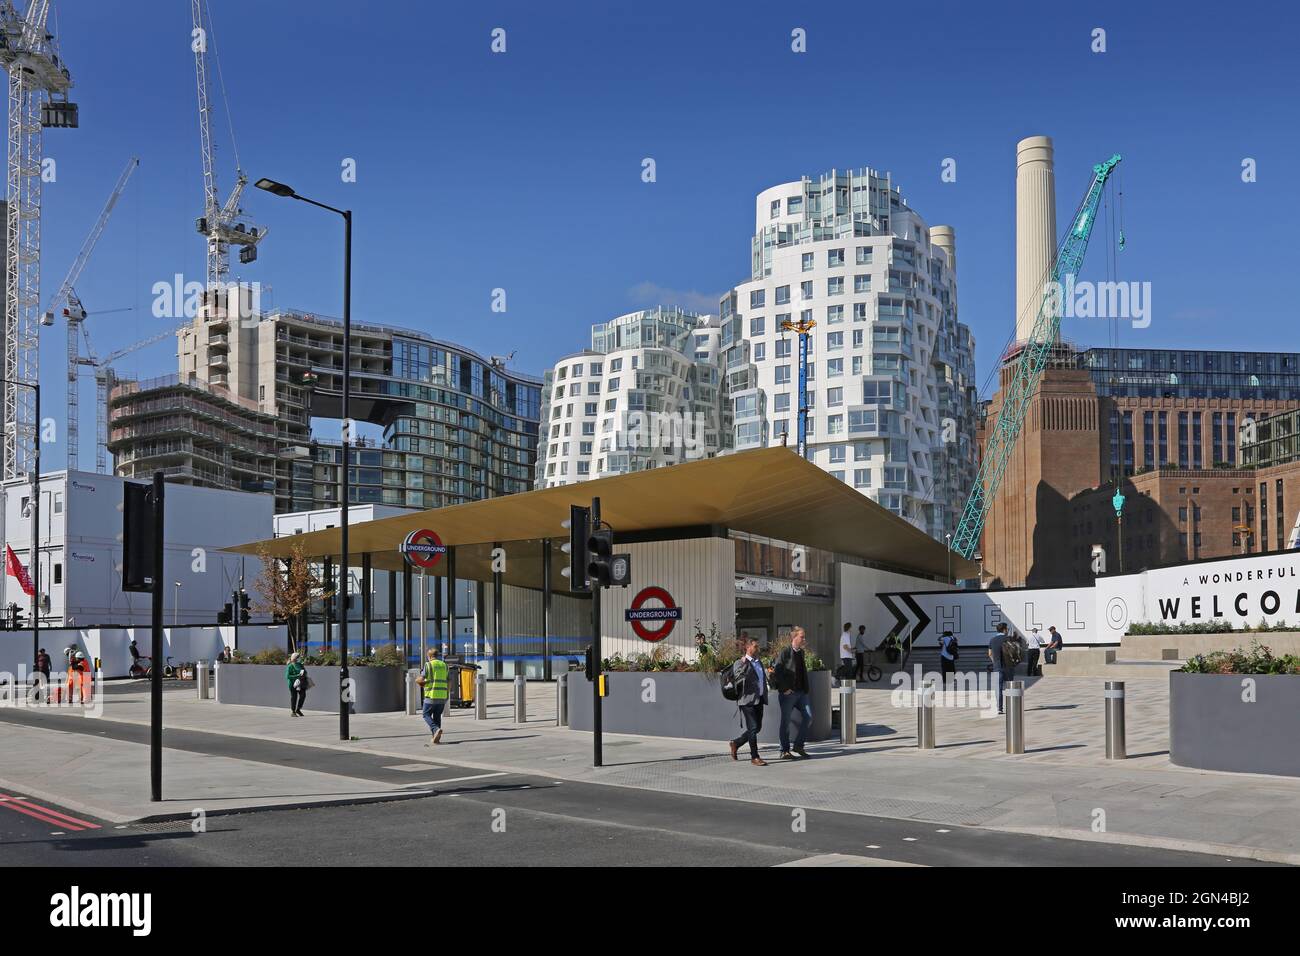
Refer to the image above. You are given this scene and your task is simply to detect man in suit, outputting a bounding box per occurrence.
[728,637,770,766]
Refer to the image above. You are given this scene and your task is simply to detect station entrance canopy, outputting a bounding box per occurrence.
[230,447,976,586]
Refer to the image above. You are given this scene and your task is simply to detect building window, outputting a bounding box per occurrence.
[775,366,791,385]
[753,342,766,362]
[827,387,843,407]
[775,286,790,305]
[853,468,871,488]
[829,445,846,464]
[750,316,765,336]
[827,248,845,268]
[801,253,814,272]
[856,246,873,265]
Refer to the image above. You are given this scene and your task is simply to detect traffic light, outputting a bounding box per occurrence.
[217,603,233,625]
[560,505,591,593]
[121,481,158,593]
[586,528,632,588]
[238,590,251,625]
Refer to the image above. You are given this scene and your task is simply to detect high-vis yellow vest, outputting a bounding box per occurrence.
[422,659,449,700]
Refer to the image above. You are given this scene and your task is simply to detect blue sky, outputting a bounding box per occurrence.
[33,0,1300,467]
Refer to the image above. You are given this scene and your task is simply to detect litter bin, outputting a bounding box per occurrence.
[449,662,478,709]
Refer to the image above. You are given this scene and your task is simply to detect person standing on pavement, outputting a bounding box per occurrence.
[417,647,450,746]
[987,623,1019,715]
[772,626,813,760]
[938,630,958,690]
[854,625,869,681]
[32,647,50,702]
[838,623,855,684]
[728,637,770,766]
[1025,627,1044,677]
[286,652,308,716]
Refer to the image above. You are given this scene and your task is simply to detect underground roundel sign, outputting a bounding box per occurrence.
[400,529,446,569]
[625,586,683,642]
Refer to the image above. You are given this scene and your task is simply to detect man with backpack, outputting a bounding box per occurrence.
[726,637,770,766]
[938,630,958,690]
[772,626,813,760]
[987,623,1024,715]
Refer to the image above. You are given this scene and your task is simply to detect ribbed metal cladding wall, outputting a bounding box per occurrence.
[599,538,735,660]
[495,584,589,658]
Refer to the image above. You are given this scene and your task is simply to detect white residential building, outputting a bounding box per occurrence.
[720,168,978,540]
[536,307,731,487]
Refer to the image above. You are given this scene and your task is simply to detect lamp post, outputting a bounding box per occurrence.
[945,532,952,583]
[1112,488,1126,574]
[173,581,182,628]
[256,177,353,740]
[0,378,40,662]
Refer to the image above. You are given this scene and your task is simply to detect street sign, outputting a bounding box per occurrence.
[400,529,446,569]
[625,586,682,642]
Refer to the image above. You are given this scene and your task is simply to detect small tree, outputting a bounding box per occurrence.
[253,541,331,653]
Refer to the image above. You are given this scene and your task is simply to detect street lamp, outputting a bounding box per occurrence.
[256,176,353,741]
[0,377,40,663]
[945,532,953,583]
[1112,488,1126,574]
[173,581,183,628]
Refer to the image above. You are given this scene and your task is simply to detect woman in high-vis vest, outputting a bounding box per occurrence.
[417,647,450,745]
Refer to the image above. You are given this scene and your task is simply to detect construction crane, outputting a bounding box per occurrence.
[779,316,815,460]
[192,0,264,290]
[950,154,1122,559]
[89,326,182,474]
[0,1,77,479]
[40,156,138,471]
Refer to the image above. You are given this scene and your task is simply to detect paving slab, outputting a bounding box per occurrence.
[4,676,1300,862]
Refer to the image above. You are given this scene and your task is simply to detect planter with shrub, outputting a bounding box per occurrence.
[1170,641,1300,777]
[568,637,833,743]
[215,645,407,714]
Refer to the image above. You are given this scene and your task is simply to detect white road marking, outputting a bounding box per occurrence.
[399,771,507,787]
[780,853,923,867]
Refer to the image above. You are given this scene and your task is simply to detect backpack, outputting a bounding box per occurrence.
[945,636,959,661]
[1001,636,1023,668]
[719,664,741,701]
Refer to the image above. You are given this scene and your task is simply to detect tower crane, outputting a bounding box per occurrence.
[41,156,138,471]
[950,154,1122,560]
[779,316,815,460]
[192,0,264,291]
[88,325,183,474]
[0,1,77,479]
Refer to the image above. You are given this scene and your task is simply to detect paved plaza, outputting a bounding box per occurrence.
[1,673,1298,863]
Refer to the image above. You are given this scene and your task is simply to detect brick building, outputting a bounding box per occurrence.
[978,346,1300,587]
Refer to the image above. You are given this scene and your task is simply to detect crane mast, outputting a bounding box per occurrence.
[92,325,182,474]
[192,0,263,291]
[0,0,76,479]
[43,156,137,471]
[950,153,1122,560]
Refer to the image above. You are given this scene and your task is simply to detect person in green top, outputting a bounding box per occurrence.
[417,647,450,745]
[286,652,308,717]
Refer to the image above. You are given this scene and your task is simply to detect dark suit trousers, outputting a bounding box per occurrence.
[732,703,764,758]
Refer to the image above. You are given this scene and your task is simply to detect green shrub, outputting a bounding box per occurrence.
[1180,639,1300,675]
[250,646,288,665]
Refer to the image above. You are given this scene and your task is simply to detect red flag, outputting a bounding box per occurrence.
[6,544,34,597]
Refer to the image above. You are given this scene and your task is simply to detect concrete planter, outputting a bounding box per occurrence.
[567,669,832,743]
[1169,671,1300,777]
[214,663,404,714]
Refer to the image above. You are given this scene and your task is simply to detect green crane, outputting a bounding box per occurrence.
[950,153,1122,560]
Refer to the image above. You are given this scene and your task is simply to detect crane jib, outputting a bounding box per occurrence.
[950,154,1122,560]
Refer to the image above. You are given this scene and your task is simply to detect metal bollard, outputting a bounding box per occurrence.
[917,679,936,749]
[474,672,487,720]
[1105,680,1127,759]
[513,674,527,723]
[556,672,569,727]
[839,684,857,745]
[196,660,210,700]
[1005,679,1025,754]
[405,668,421,716]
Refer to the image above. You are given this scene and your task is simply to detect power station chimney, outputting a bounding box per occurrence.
[1015,135,1057,344]
[931,225,956,274]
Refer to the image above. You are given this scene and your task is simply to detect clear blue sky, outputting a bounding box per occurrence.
[35,0,1300,467]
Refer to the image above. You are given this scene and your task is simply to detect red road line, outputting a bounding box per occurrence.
[0,798,84,831]
[10,798,101,830]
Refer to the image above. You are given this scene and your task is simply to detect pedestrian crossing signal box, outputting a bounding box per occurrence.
[597,674,609,697]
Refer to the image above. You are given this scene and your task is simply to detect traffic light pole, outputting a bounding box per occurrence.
[150,473,165,802]
[591,496,602,768]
